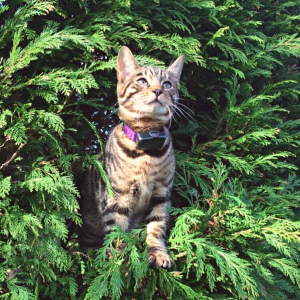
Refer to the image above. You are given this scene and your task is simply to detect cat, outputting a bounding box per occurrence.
[78,46,184,268]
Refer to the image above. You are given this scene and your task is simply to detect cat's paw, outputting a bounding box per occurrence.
[148,249,173,269]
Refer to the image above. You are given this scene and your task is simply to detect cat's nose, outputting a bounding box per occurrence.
[152,89,163,97]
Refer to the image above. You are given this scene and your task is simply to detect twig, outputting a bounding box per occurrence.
[0,137,10,150]
[0,142,25,171]
[58,91,74,113]
[0,135,12,150]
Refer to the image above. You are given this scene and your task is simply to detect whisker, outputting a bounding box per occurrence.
[168,104,178,127]
[176,102,195,115]
[170,101,197,121]
[121,99,130,105]
[167,104,180,121]
[174,97,194,103]
[160,100,177,128]
[177,107,197,123]
[160,100,172,127]
[166,105,173,128]
[176,106,194,122]
[103,102,119,120]
[168,104,187,121]
[169,103,197,123]
[137,109,142,123]
[104,108,118,120]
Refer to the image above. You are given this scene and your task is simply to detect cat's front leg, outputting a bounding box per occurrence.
[145,195,173,268]
[102,196,132,256]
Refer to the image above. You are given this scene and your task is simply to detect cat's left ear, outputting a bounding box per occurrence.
[167,55,185,83]
[117,46,139,83]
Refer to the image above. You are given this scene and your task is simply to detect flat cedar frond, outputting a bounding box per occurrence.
[0,0,300,299]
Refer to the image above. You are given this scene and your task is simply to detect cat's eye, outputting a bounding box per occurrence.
[163,81,172,89]
[137,78,148,86]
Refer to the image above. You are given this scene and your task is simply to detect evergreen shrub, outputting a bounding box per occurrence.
[0,0,300,299]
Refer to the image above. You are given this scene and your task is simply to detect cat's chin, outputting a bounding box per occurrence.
[140,103,169,115]
[120,104,170,128]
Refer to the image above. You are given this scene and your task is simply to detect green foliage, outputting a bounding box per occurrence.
[1,0,300,299]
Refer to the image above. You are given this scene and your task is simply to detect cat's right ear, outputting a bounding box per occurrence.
[117,46,139,83]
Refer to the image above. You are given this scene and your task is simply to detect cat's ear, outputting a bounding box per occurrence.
[117,46,139,83]
[167,55,185,83]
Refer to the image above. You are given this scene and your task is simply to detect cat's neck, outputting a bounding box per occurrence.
[119,118,166,132]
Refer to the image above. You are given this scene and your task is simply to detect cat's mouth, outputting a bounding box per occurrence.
[147,98,163,105]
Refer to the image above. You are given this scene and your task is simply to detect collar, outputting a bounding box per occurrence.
[122,122,167,150]
[123,123,138,142]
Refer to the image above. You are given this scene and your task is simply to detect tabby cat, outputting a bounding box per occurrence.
[79,46,184,268]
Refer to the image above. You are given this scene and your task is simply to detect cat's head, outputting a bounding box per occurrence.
[117,46,184,131]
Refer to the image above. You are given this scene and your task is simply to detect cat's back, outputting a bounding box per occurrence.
[76,162,107,249]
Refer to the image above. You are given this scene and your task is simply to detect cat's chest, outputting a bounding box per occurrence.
[130,176,154,225]
[106,125,173,211]
[128,156,158,212]
[130,155,157,195]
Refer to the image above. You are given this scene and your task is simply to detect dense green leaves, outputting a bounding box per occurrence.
[0,0,300,299]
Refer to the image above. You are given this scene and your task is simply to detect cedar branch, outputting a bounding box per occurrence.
[0,142,25,171]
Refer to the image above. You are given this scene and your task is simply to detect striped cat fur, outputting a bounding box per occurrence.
[78,47,184,268]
